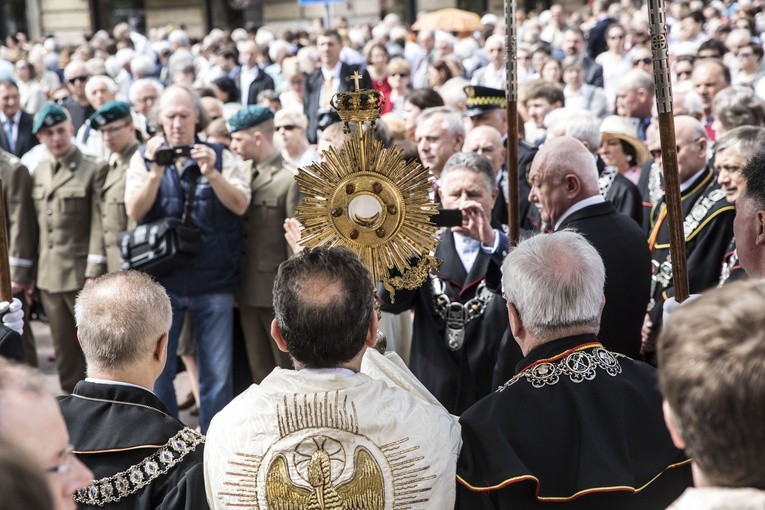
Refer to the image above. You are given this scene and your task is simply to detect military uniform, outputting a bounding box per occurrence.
[32,148,108,392]
[58,381,208,509]
[0,148,37,364]
[237,151,299,382]
[101,141,139,272]
[648,166,735,336]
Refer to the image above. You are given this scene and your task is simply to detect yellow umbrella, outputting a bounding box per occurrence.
[412,8,482,33]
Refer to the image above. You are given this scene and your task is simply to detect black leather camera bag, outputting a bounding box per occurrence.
[117,170,202,277]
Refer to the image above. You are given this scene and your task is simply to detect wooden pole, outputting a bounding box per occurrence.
[505,0,519,245]
[647,0,690,302]
[0,179,13,302]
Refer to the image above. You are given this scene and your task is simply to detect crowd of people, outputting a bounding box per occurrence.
[0,0,765,507]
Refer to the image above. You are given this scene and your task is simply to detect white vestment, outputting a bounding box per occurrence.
[204,349,461,509]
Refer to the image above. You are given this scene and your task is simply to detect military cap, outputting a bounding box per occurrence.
[464,85,507,117]
[32,103,69,135]
[88,101,132,129]
[227,105,274,133]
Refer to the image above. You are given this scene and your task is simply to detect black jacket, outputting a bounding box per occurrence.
[245,68,275,106]
[557,201,651,359]
[0,111,38,158]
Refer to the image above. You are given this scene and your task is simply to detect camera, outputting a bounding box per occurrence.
[154,145,194,166]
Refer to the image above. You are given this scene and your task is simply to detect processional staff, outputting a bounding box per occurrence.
[504,0,519,245]
[647,0,690,302]
[0,180,12,302]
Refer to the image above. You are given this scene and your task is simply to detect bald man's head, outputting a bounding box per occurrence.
[463,125,505,174]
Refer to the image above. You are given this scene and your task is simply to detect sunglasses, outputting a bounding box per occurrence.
[67,75,89,85]
[633,57,652,66]
[276,125,299,131]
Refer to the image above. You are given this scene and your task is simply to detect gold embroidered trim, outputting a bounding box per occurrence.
[74,427,204,506]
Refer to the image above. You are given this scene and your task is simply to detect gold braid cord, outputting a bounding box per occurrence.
[295,73,440,294]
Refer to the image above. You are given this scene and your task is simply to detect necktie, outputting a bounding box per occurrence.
[322,75,334,107]
[4,119,14,154]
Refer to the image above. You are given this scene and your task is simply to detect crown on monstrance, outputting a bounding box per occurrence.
[331,72,383,123]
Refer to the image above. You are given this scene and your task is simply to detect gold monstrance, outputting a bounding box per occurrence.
[294,73,440,296]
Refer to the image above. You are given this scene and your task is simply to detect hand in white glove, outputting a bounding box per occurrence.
[662,294,701,326]
[0,298,24,335]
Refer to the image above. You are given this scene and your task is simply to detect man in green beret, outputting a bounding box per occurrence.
[229,105,300,382]
[31,103,108,393]
[88,101,139,273]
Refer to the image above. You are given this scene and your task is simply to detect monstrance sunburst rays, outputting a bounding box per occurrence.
[295,127,440,292]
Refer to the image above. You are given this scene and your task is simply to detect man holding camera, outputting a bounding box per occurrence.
[125,84,250,432]
[31,103,108,393]
[88,101,139,273]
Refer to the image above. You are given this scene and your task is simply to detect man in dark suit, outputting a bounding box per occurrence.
[0,80,38,158]
[304,28,371,144]
[527,136,651,359]
[58,270,207,509]
[237,40,274,107]
[561,28,604,88]
[378,152,518,415]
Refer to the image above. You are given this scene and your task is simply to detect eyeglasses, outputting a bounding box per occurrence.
[45,445,75,475]
[101,122,132,135]
[390,72,410,77]
[276,125,298,131]
[633,57,652,66]
[66,75,89,85]
[650,142,695,159]
[717,164,744,174]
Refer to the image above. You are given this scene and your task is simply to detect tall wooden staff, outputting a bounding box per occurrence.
[505,0,519,245]
[0,180,12,302]
[647,0,690,302]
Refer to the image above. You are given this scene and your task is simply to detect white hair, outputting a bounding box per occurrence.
[168,29,190,48]
[129,78,163,104]
[85,74,118,97]
[75,271,172,372]
[130,55,156,78]
[546,108,600,152]
[502,230,605,340]
[268,39,292,63]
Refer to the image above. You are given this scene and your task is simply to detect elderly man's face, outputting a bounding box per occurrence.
[87,81,116,109]
[131,84,159,117]
[528,160,570,225]
[615,84,642,117]
[159,88,198,146]
[692,64,727,113]
[2,392,93,510]
[416,114,463,177]
[716,146,748,203]
[64,64,89,100]
[439,168,496,216]
[464,129,505,175]
[275,120,306,152]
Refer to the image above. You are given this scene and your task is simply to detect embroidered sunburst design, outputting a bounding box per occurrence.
[218,392,435,509]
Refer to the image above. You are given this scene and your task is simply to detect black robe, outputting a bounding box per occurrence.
[648,167,735,333]
[457,335,692,510]
[597,156,643,225]
[557,201,651,359]
[58,381,208,510]
[377,231,518,415]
